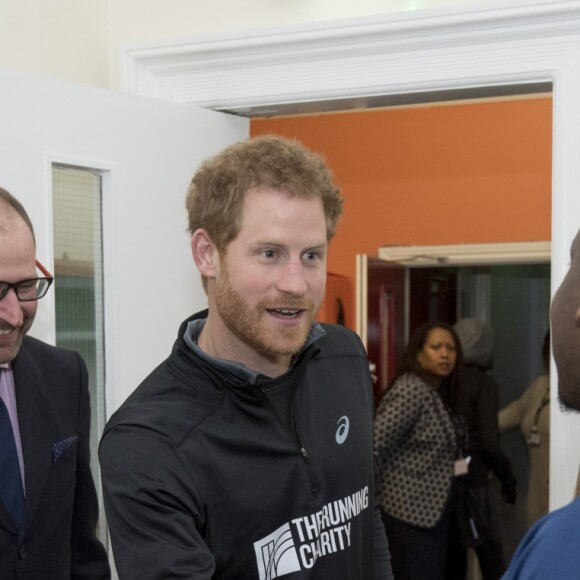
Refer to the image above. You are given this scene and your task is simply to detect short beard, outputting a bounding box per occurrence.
[214,266,320,361]
[0,322,30,364]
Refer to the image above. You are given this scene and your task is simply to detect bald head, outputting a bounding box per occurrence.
[551,229,580,411]
[0,187,35,243]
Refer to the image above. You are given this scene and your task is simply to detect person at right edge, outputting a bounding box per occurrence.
[448,318,517,580]
[501,230,580,578]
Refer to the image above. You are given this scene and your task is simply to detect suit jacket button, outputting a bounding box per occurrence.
[18,545,27,559]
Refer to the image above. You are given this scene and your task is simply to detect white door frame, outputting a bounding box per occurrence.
[357,241,550,346]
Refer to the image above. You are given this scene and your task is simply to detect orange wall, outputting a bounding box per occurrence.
[251,97,552,328]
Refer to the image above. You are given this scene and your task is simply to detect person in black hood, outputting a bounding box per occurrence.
[448,318,516,580]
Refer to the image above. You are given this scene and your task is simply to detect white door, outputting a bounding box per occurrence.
[0,67,248,411]
[0,69,247,570]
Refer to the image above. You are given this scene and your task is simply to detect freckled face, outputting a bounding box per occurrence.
[551,229,580,410]
[417,327,457,378]
[213,189,328,365]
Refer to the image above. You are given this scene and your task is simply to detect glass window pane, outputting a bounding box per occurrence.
[52,165,107,544]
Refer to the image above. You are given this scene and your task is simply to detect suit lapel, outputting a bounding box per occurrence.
[11,341,56,533]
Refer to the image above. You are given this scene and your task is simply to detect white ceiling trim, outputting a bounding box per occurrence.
[121,0,577,113]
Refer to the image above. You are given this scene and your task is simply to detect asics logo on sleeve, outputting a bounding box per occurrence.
[335,416,350,444]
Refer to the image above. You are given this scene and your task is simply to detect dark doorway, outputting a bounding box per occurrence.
[364,259,551,563]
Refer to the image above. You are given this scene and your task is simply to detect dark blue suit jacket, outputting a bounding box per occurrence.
[0,336,110,579]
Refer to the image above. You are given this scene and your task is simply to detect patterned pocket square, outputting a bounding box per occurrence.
[52,435,78,463]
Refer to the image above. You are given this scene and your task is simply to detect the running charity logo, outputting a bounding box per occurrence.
[253,486,369,580]
[335,415,350,444]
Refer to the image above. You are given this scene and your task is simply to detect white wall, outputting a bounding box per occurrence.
[0,0,500,89]
[0,0,109,86]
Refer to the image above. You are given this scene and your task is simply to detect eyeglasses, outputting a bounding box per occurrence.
[0,260,54,302]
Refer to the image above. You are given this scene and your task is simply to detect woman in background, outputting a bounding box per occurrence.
[374,321,464,580]
[499,331,550,529]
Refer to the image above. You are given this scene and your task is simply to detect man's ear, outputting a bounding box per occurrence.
[191,229,220,278]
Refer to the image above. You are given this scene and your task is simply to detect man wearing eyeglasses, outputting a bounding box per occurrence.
[0,187,110,579]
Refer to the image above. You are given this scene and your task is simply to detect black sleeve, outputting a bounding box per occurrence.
[99,424,215,580]
[476,376,514,485]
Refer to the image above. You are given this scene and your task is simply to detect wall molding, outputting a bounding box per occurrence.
[121,1,580,113]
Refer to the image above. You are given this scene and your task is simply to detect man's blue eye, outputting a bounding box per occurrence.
[304,252,319,261]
